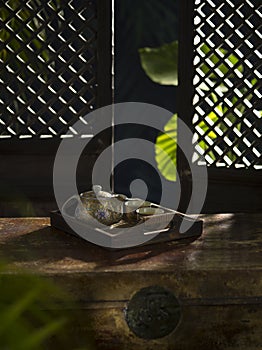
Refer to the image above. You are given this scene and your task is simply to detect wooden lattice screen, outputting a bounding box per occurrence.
[0,0,112,216]
[192,0,261,169]
[0,0,261,215]
[177,0,261,213]
[0,0,112,139]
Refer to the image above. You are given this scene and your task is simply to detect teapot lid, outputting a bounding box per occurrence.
[80,185,117,199]
[92,185,114,198]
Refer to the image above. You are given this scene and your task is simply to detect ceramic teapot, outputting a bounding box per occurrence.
[62,185,124,226]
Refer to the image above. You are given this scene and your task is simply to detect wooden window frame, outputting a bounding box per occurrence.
[1,0,261,216]
[177,0,262,213]
[0,0,113,216]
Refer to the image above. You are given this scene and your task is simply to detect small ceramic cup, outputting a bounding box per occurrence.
[123,198,151,224]
[136,207,165,217]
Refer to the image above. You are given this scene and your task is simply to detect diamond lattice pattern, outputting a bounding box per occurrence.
[193,0,262,169]
[0,0,98,138]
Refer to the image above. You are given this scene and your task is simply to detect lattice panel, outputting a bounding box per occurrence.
[0,0,98,138]
[192,0,262,169]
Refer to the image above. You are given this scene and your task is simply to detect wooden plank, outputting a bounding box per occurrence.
[0,214,261,349]
[85,305,262,350]
[0,214,261,297]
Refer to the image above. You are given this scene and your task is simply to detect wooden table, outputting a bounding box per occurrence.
[0,214,261,349]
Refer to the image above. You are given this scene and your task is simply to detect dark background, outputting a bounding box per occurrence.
[114,0,179,203]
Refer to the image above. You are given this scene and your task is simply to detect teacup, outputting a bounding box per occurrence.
[136,207,165,216]
[123,198,151,224]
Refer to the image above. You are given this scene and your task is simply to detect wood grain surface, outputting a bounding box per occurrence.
[0,214,261,349]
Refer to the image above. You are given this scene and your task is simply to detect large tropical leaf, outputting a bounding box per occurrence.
[139,41,179,86]
[155,114,177,181]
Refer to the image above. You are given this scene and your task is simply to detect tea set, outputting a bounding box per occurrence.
[62,185,164,226]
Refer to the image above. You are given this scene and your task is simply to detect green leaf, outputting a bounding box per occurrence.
[197,105,221,139]
[19,319,66,350]
[155,114,177,181]
[198,43,244,81]
[0,1,52,77]
[139,41,178,86]
[0,288,39,335]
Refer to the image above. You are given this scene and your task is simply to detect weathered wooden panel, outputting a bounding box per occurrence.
[0,214,261,349]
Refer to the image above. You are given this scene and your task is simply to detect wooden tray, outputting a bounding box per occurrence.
[50,204,203,250]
